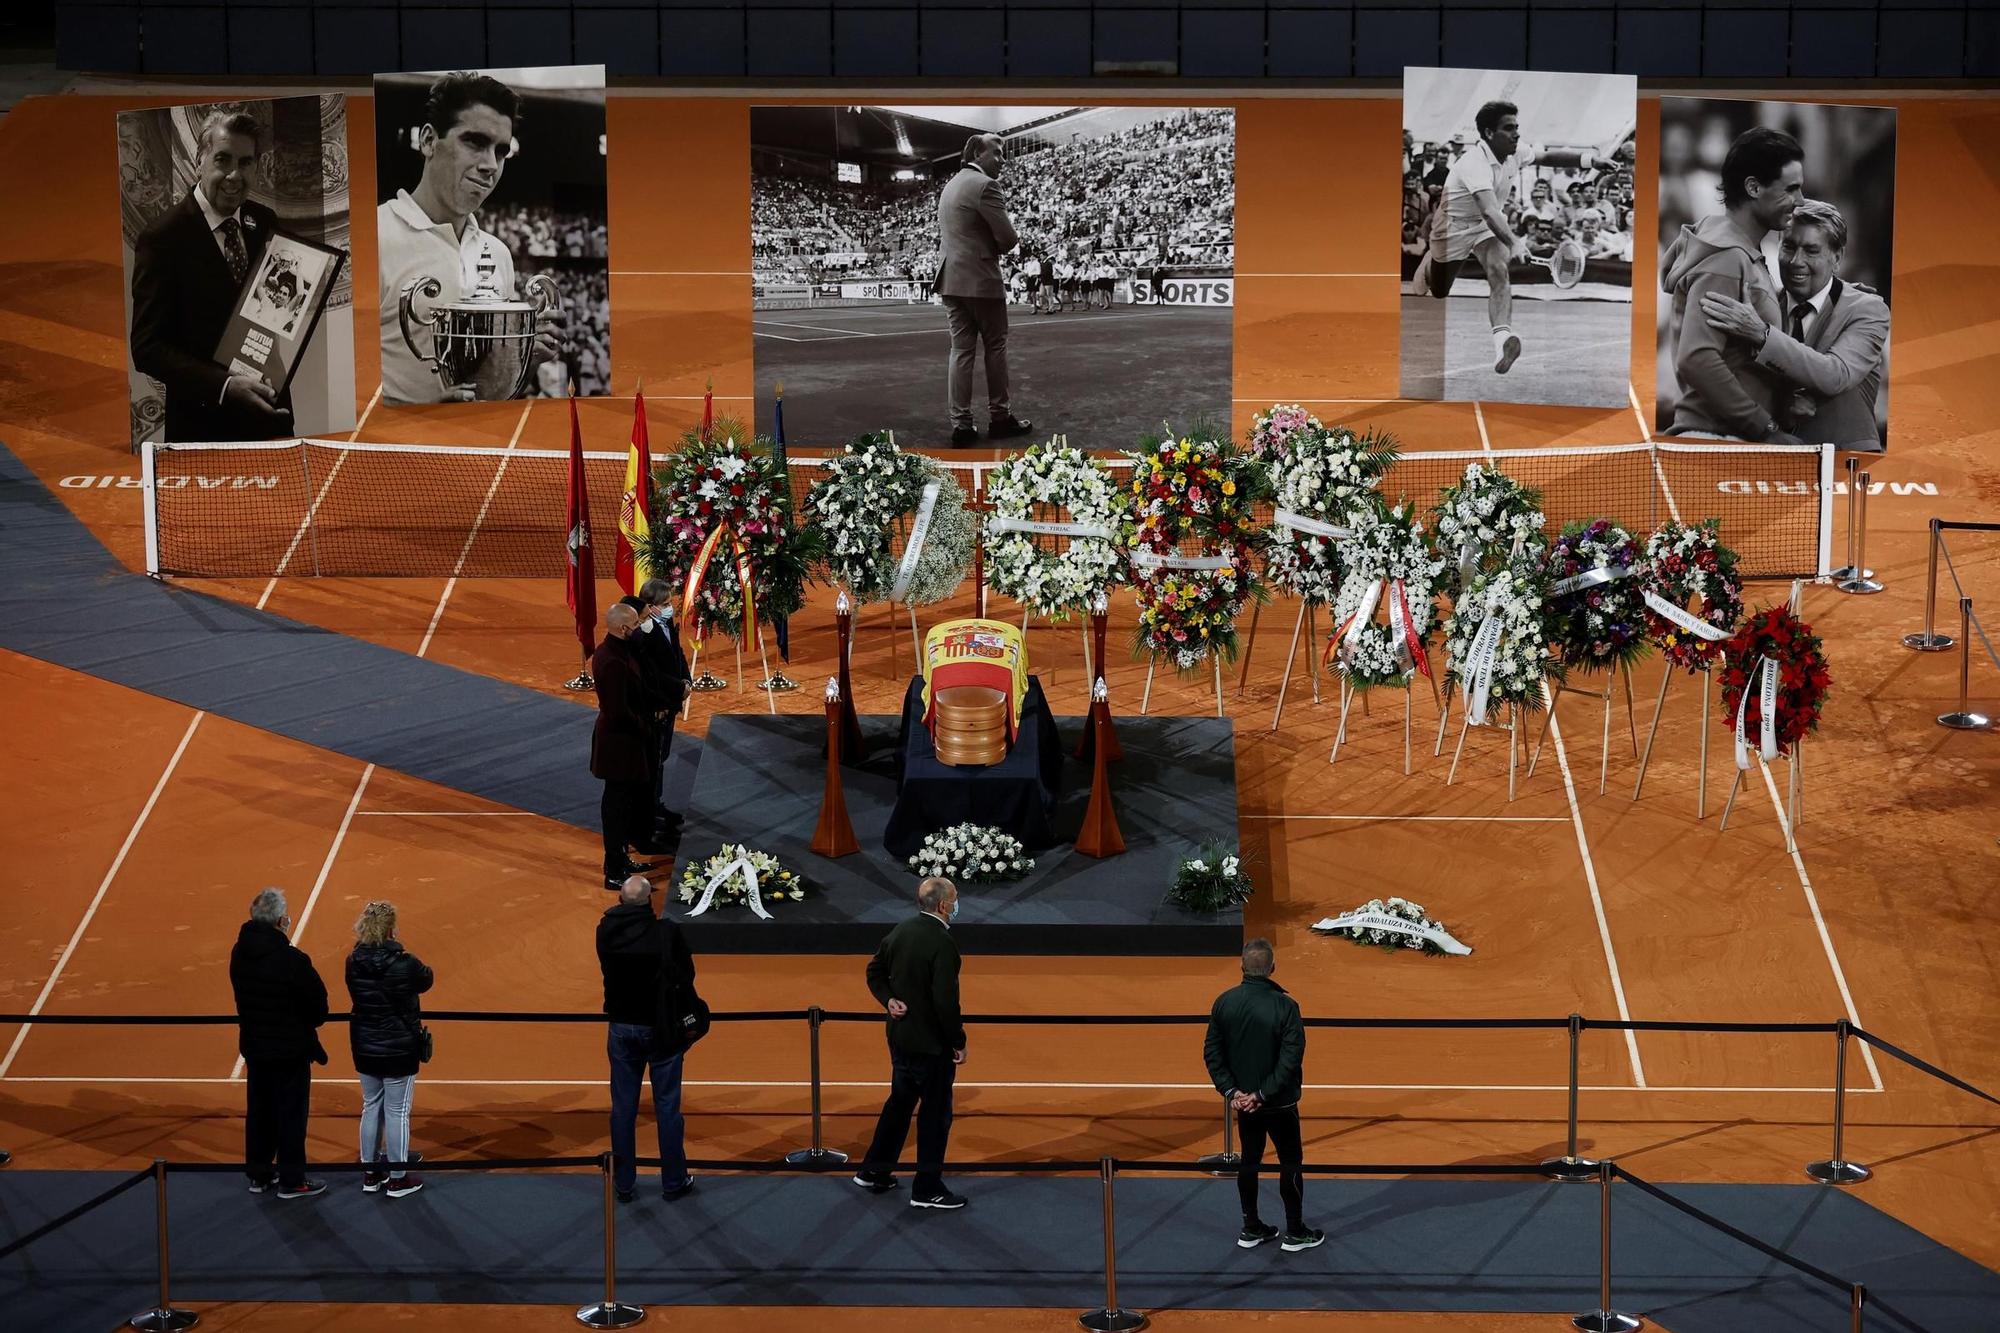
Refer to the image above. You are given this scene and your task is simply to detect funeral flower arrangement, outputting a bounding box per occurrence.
[984,437,1127,621]
[1717,606,1831,760]
[1246,403,1324,464]
[1330,896,1455,956]
[1443,555,1553,719]
[803,431,973,607]
[641,421,821,642]
[1543,519,1650,673]
[1167,844,1254,914]
[677,843,809,912]
[1125,428,1268,671]
[1263,426,1400,606]
[1431,462,1547,599]
[1326,504,1444,691]
[907,824,1035,884]
[1639,519,1745,673]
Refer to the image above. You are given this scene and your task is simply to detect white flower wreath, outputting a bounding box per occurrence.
[908,823,1035,883]
[984,437,1126,621]
[1443,556,1553,723]
[1430,462,1547,599]
[677,842,808,919]
[1264,427,1399,605]
[804,433,975,607]
[1326,506,1444,691]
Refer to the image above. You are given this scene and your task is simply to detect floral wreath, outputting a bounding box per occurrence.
[1323,505,1444,691]
[1125,429,1268,671]
[908,824,1035,883]
[1263,426,1400,606]
[1443,554,1553,722]
[1718,606,1830,766]
[640,420,822,642]
[678,842,808,919]
[803,431,974,607]
[1639,519,1745,674]
[983,436,1127,622]
[1246,402,1325,464]
[1430,462,1547,601]
[1323,896,1463,957]
[1544,518,1650,674]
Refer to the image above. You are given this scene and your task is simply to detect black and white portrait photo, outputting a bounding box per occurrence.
[750,104,1235,449]
[117,95,355,446]
[1400,67,1637,409]
[374,65,610,407]
[1655,98,1896,451]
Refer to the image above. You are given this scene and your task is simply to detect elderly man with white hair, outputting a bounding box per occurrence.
[229,886,331,1199]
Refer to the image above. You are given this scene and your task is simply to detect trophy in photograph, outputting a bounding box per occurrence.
[398,254,560,401]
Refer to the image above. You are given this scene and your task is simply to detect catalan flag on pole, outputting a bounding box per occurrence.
[615,388,653,595]
[564,391,597,657]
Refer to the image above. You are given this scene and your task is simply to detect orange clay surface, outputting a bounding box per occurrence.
[0,89,1996,1333]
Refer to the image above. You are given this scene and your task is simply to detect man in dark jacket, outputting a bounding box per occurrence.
[855,877,967,1209]
[591,602,657,889]
[596,874,695,1202]
[626,580,693,840]
[1204,938,1320,1251]
[229,887,330,1198]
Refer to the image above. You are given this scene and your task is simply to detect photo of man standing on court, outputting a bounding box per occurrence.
[935,133,1034,447]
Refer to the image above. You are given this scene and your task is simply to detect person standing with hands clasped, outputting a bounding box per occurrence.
[855,877,968,1209]
[1204,938,1322,1252]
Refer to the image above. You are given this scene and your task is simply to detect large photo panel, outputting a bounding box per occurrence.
[118,95,355,446]
[374,65,609,407]
[1400,67,1637,409]
[751,105,1235,450]
[1655,98,1896,450]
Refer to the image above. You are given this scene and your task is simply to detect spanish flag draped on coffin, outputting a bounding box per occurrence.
[920,618,1028,741]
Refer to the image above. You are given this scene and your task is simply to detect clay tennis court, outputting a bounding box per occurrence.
[2,91,1997,1330]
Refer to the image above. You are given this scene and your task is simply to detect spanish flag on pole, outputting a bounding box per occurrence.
[615,389,653,595]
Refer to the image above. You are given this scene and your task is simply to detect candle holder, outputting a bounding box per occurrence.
[834,590,865,760]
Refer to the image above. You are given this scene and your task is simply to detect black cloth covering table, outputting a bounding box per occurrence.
[884,675,1064,859]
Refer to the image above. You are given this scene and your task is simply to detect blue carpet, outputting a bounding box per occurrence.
[0,1171,1993,1330]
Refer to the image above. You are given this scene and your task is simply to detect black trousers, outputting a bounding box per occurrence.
[600,777,653,872]
[244,1057,312,1188]
[860,1048,956,1197]
[652,713,677,818]
[1236,1102,1305,1230]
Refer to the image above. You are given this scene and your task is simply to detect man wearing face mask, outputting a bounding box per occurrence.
[933,133,1032,446]
[377,70,562,405]
[854,877,968,1209]
[590,603,656,890]
[621,583,692,843]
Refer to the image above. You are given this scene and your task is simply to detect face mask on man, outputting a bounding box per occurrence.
[638,618,656,634]
[947,897,961,922]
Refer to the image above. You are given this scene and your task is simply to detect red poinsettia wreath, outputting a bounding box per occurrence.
[1717,606,1831,758]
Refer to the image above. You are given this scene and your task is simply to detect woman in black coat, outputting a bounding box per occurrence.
[345,901,434,1198]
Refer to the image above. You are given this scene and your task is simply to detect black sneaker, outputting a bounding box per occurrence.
[852,1172,897,1194]
[662,1177,696,1200]
[986,415,1033,441]
[1280,1227,1325,1252]
[949,426,979,447]
[910,1190,968,1210]
[246,1177,275,1195]
[276,1179,328,1200]
[616,1187,636,1204]
[1237,1222,1279,1249]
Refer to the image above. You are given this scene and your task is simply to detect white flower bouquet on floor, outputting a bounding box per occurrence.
[1311,896,1468,956]
[678,843,808,919]
[1168,845,1254,913]
[907,824,1034,883]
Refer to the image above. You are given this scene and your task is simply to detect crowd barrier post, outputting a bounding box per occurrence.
[1831,458,1866,582]
[576,1152,645,1328]
[1807,1020,1872,1185]
[1850,1283,1867,1333]
[1570,1161,1641,1333]
[1902,519,1955,651]
[1837,470,1884,596]
[126,1158,197,1332]
[1543,1013,1600,1182]
[1077,1157,1147,1332]
[1937,598,1991,731]
[784,1006,849,1166]
[1196,1092,1240,1176]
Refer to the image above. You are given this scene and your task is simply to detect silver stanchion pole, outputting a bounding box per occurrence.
[1807,1021,1873,1185]
[1837,471,1883,595]
[1831,457,1865,580]
[785,1007,849,1165]
[127,1159,197,1331]
[1077,1157,1147,1332]
[576,1152,645,1328]
[1938,598,1992,731]
[1903,519,1955,651]
[1571,1162,1642,1332]
[1544,1014,1599,1181]
[1197,1093,1241,1176]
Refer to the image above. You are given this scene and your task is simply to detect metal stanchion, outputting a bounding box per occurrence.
[1903,519,1955,651]
[1831,458,1868,581]
[576,1152,645,1328]
[785,1006,849,1165]
[1543,1014,1600,1181]
[127,1159,197,1331]
[1938,598,1992,731]
[1807,1021,1873,1185]
[1196,1093,1240,1176]
[1571,1162,1642,1333]
[1837,471,1883,595]
[1850,1282,1867,1333]
[1077,1158,1147,1332]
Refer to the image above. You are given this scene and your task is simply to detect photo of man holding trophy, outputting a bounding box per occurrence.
[375,66,611,406]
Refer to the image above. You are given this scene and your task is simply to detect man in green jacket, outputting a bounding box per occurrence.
[1204,938,1322,1251]
[855,877,968,1208]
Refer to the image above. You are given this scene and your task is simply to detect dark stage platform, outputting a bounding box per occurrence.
[666,706,1242,955]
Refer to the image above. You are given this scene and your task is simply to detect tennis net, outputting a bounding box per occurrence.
[141,438,1832,582]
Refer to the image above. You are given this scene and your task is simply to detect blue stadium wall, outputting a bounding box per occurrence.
[54,0,1999,81]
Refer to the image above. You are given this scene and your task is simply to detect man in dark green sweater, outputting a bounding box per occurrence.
[1204,938,1322,1251]
[855,877,969,1209]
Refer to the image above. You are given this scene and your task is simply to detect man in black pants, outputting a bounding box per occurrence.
[590,602,656,889]
[628,580,692,841]
[855,877,968,1209]
[230,887,330,1199]
[1204,938,1322,1251]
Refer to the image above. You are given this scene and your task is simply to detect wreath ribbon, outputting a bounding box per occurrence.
[1387,580,1432,679]
[986,516,1113,540]
[1312,910,1472,956]
[1324,578,1383,667]
[681,523,762,649]
[686,855,772,920]
[1734,654,1782,771]
[1321,578,1429,679]
[1274,507,1352,541]
[1130,549,1236,572]
[1550,564,1631,596]
[1461,606,1508,727]
[889,481,941,603]
[1643,589,1732,643]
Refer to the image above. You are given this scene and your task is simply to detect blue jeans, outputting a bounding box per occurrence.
[358,1073,415,1179]
[607,1023,687,1194]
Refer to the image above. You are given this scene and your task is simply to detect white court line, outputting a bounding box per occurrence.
[0,712,206,1079]
[1542,681,1648,1087]
[754,312,1156,344]
[352,811,537,818]
[256,384,383,611]
[1241,813,1565,823]
[1632,381,1683,525]
[415,400,534,659]
[756,319,886,337]
[1757,759,1884,1091]
[1627,381,1654,444]
[1472,401,1494,456]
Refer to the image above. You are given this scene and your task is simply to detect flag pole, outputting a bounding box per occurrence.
[562,382,598,691]
[761,378,799,693]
